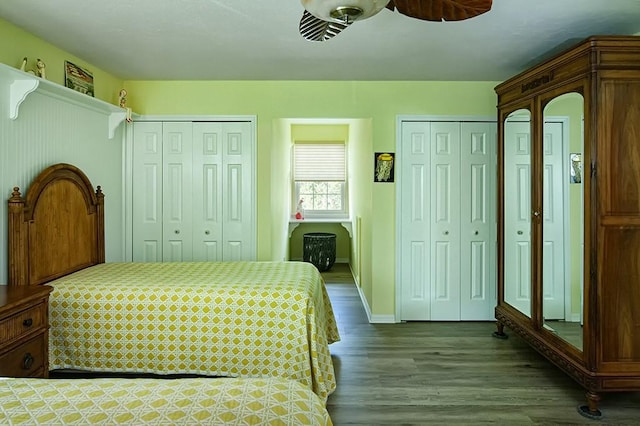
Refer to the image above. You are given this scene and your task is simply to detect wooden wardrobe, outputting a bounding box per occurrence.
[494,36,640,418]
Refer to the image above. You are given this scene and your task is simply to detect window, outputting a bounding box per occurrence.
[293,142,347,218]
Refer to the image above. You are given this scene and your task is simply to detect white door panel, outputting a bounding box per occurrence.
[193,122,223,261]
[133,122,163,262]
[400,122,431,320]
[460,123,497,320]
[430,122,461,320]
[162,123,193,262]
[222,122,254,261]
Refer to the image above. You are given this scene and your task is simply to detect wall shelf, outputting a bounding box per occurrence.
[288,218,352,238]
[1,62,127,139]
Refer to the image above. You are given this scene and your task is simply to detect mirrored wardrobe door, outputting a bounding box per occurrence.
[541,92,584,351]
[503,109,533,318]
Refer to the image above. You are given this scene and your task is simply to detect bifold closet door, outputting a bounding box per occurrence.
[399,121,432,320]
[428,122,462,320]
[132,121,163,262]
[458,122,496,320]
[132,122,193,262]
[192,122,223,261]
[162,122,194,261]
[399,120,496,321]
[132,121,255,262]
[192,122,254,261]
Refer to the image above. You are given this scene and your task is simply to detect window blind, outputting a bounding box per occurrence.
[293,143,346,181]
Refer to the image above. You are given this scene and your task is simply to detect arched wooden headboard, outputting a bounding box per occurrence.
[8,163,105,286]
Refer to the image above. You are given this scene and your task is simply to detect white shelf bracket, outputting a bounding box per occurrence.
[108,111,128,139]
[9,78,39,119]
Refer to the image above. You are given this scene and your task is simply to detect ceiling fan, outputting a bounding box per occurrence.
[299,0,493,41]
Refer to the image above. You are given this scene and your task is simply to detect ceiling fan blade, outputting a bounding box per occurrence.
[386,0,492,21]
[299,10,350,41]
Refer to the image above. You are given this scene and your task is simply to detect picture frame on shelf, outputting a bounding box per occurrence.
[64,61,94,97]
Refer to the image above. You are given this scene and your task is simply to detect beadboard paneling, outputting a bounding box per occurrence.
[0,82,125,285]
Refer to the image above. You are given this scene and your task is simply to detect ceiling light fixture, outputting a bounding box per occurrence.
[301,0,391,24]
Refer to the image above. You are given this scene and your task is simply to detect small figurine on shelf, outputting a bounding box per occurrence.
[295,198,305,220]
[118,89,127,108]
[19,57,35,75]
[35,58,46,79]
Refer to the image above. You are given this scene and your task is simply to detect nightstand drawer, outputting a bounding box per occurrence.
[0,303,46,343]
[0,334,46,377]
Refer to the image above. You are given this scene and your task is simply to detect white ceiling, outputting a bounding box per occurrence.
[1,0,640,81]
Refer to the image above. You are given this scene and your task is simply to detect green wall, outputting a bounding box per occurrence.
[0,18,123,104]
[123,80,499,318]
[2,16,501,319]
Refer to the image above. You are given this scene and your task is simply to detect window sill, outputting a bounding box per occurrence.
[288,218,352,237]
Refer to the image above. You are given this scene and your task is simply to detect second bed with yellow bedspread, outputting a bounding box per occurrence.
[0,376,333,425]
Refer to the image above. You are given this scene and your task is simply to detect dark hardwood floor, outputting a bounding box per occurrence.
[321,264,640,425]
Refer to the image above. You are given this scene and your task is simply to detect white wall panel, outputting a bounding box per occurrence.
[0,82,125,285]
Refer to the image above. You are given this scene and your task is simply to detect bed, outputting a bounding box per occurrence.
[7,163,340,402]
[0,376,333,425]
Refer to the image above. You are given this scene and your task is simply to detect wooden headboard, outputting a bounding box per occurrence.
[8,163,105,286]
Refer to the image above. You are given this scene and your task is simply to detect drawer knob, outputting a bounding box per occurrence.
[23,318,33,327]
[22,353,34,370]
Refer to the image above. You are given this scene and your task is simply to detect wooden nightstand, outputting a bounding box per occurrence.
[0,285,53,378]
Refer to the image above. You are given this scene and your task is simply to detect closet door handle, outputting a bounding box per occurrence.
[474,231,479,235]
[517,230,523,235]
[443,231,449,235]
[205,230,210,235]
[174,230,180,234]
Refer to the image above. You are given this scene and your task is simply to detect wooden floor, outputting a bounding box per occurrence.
[321,264,640,426]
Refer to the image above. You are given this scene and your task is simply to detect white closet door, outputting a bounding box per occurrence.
[162,122,193,262]
[132,122,163,262]
[399,119,497,321]
[221,122,254,261]
[459,122,497,320]
[399,121,431,320]
[193,122,223,261]
[430,122,462,320]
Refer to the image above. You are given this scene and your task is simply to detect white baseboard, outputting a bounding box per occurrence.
[369,314,397,324]
[352,274,397,324]
[354,282,372,322]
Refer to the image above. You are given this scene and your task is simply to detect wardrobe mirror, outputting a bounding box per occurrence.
[541,92,584,351]
[503,109,532,318]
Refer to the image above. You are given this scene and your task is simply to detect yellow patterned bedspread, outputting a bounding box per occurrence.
[47,261,340,401]
[0,377,333,425]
